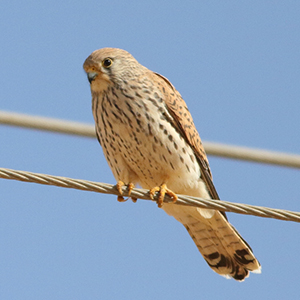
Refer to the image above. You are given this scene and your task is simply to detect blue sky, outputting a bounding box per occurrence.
[1,1,300,299]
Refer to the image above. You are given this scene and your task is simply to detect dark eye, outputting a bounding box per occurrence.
[102,58,113,68]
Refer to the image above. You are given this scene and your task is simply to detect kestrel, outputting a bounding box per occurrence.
[83,48,261,281]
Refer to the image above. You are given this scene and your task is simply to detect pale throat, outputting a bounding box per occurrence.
[90,74,111,93]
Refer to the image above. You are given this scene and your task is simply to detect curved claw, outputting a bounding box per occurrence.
[116,181,137,203]
[116,181,126,202]
[149,183,178,208]
[127,182,137,203]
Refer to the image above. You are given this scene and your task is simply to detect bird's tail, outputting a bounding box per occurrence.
[162,204,261,281]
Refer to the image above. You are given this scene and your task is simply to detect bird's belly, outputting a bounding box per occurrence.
[109,114,201,193]
[94,90,202,194]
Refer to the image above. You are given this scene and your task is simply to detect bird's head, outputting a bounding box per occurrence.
[83,48,145,93]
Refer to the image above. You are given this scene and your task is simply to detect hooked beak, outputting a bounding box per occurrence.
[87,72,98,83]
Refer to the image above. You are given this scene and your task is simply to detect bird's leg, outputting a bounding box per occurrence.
[149,183,178,208]
[116,181,137,203]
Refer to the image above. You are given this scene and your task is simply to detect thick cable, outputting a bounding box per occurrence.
[1,167,299,223]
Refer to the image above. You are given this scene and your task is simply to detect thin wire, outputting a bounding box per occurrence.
[1,167,300,223]
[1,110,300,169]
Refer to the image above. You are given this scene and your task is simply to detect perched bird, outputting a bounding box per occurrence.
[83,48,261,281]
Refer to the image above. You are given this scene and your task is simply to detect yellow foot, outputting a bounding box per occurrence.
[149,183,178,208]
[116,181,137,203]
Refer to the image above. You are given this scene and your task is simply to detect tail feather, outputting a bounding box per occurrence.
[163,204,261,281]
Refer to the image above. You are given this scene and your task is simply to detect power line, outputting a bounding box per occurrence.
[0,110,95,137]
[1,166,299,223]
[1,110,300,169]
[204,141,300,169]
